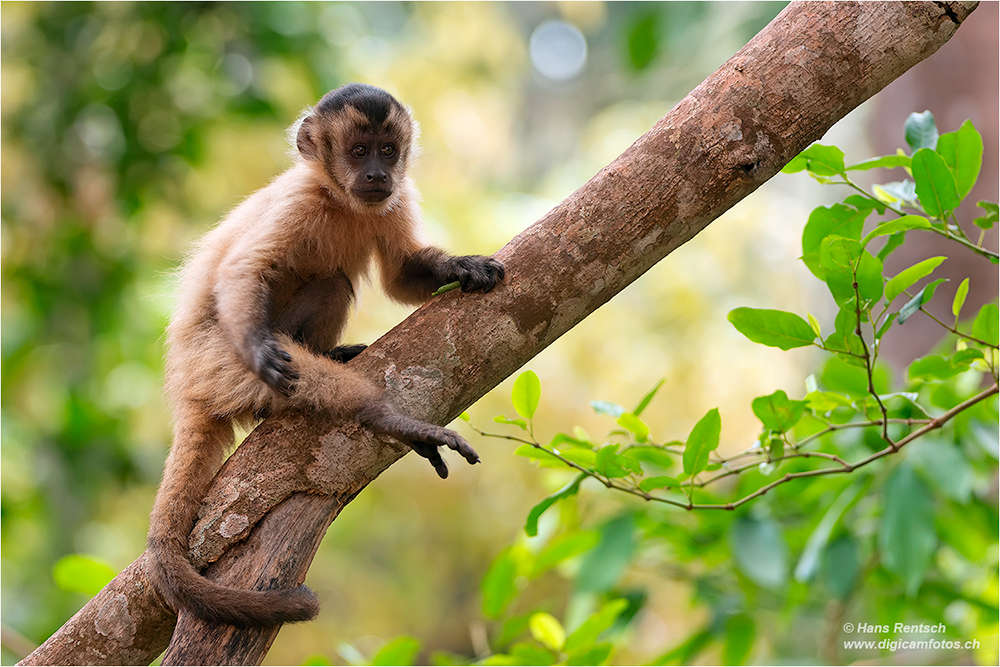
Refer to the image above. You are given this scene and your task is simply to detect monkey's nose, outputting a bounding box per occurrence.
[366,171,388,183]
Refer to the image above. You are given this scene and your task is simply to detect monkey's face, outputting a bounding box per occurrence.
[345,130,400,204]
[296,90,415,211]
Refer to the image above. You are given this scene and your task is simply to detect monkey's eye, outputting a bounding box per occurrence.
[351,145,368,158]
[381,144,396,157]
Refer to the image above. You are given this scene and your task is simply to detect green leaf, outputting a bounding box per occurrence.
[819,237,882,307]
[880,464,936,596]
[821,535,860,599]
[859,215,930,247]
[524,475,585,537]
[638,475,682,492]
[722,614,756,666]
[564,599,629,653]
[972,303,999,346]
[751,390,807,433]
[576,514,637,593]
[974,201,998,230]
[566,644,614,666]
[52,554,116,597]
[626,445,676,470]
[372,637,421,666]
[873,180,918,206]
[844,194,887,214]
[529,613,566,652]
[649,629,713,666]
[482,547,522,618]
[767,436,784,462]
[595,444,635,478]
[908,354,965,381]
[682,408,721,477]
[626,11,660,71]
[908,438,973,504]
[728,307,817,350]
[912,148,960,217]
[952,278,969,319]
[898,278,947,324]
[805,390,853,413]
[876,312,898,340]
[884,256,946,304]
[507,643,556,666]
[616,413,649,442]
[846,154,912,171]
[800,144,846,176]
[590,400,624,417]
[876,231,907,263]
[936,120,982,198]
[807,312,822,338]
[823,303,865,361]
[794,482,864,582]
[904,110,938,152]
[512,371,541,419]
[729,515,789,589]
[801,204,867,279]
[550,433,592,450]
[633,379,665,416]
[531,531,600,577]
[431,281,461,296]
[514,445,572,469]
[458,411,470,422]
[495,415,528,431]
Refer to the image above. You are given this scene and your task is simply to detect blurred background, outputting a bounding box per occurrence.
[2,2,996,665]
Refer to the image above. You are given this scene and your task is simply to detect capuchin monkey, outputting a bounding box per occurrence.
[147,83,505,628]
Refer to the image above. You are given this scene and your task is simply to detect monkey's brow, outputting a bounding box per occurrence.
[349,124,403,142]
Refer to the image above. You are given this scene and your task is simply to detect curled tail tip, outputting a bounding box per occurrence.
[146,541,320,627]
[278,585,321,623]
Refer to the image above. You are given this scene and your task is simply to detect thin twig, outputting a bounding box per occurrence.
[474,384,998,512]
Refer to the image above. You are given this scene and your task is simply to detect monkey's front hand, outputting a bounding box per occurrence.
[446,255,505,293]
[252,338,298,396]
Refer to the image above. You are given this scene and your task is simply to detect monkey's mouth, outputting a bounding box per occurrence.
[354,188,392,204]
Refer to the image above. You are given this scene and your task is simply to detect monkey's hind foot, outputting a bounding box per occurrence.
[323,344,368,363]
[408,426,480,479]
[356,403,480,479]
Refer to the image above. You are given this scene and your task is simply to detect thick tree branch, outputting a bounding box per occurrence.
[20,1,978,665]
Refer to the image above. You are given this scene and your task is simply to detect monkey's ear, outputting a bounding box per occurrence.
[296,115,321,160]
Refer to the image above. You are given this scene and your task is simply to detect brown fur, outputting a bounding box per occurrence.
[147,84,504,628]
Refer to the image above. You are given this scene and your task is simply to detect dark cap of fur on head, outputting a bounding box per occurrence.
[316,83,406,130]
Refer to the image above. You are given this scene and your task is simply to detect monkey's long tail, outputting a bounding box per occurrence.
[146,406,319,627]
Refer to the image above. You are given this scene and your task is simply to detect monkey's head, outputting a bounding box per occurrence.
[296,84,416,210]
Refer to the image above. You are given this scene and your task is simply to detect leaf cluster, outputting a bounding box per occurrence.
[460,114,998,665]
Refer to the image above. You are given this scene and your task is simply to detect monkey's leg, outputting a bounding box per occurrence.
[282,340,479,478]
[146,404,318,626]
[273,273,354,353]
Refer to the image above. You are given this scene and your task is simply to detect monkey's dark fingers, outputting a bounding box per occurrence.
[254,341,299,396]
[409,440,449,478]
[451,255,506,293]
[323,343,368,363]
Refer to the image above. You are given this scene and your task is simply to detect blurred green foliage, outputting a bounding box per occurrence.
[3,2,995,666]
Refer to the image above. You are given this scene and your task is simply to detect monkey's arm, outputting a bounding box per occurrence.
[377,235,505,305]
[213,246,298,394]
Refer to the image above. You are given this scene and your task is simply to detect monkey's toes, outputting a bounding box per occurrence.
[440,430,480,465]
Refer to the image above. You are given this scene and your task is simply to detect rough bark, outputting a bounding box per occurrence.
[19,1,978,665]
